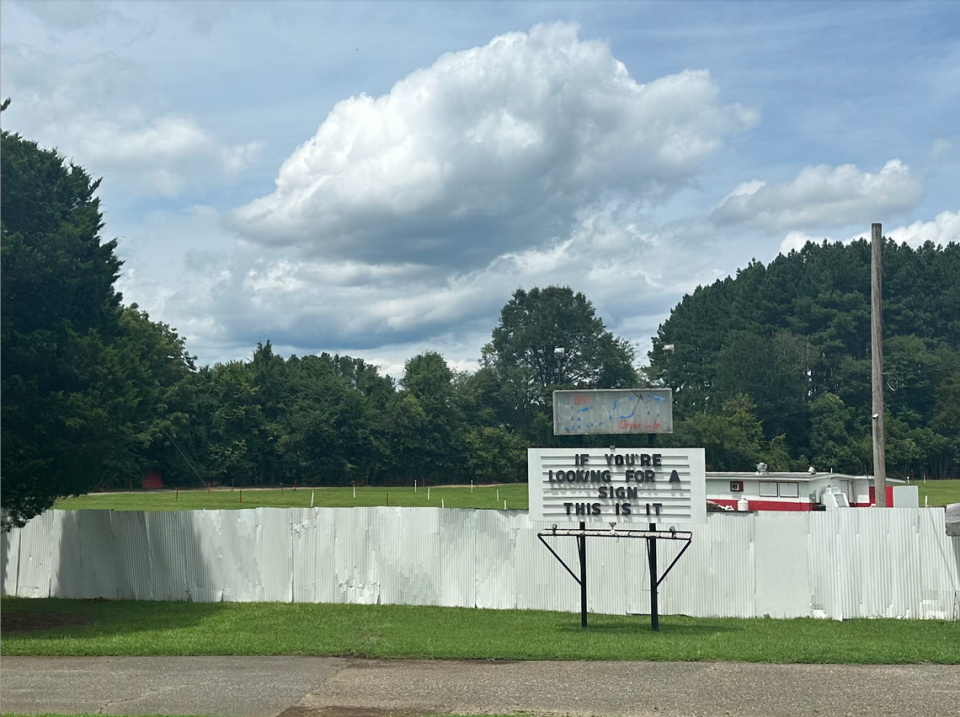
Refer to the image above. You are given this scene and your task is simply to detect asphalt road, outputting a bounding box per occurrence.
[2,656,959,717]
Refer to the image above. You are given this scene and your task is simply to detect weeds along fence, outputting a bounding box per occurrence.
[3,507,959,620]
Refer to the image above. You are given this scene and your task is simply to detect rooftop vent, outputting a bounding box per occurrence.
[808,466,816,474]
[756,462,768,474]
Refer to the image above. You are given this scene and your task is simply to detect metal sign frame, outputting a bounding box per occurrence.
[537,524,693,631]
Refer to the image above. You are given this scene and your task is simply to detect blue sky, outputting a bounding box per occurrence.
[3,0,958,375]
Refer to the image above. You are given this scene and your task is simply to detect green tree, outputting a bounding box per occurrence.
[668,395,765,471]
[649,238,960,477]
[713,330,812,452]
[101,306,196,485]
[482,286,637,439]
[393,352,469,482]
[0,128,156,528]
[465,426,527,483]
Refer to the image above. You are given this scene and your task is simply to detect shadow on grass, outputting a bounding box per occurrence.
[1,596,231,642]
[3,507,232,647]
[556,617,742,636]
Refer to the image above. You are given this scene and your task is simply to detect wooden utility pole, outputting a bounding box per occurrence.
[871,223,887,507]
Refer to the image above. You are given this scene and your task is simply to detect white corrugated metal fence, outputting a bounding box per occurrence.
[2,507,959,619]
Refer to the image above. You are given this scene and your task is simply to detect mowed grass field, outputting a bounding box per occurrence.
[54,483,530,512]
[915,478,960,506]
[2,597,958,664]
[54,479,960,512]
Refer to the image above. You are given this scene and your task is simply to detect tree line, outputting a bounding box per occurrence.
[2,122,958,528]
[646,239,960,478]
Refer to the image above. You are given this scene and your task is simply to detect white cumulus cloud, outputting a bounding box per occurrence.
[231,22,757,267]
[1,45,261,198]
[778,210,960,254]
[886,210,960,247]
[712,159,922,231]
[62,115,262,196]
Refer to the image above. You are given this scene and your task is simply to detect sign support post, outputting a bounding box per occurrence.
[579,521,587,628]
[648,522,659,631]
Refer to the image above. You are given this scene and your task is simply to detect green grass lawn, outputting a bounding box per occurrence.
[915,478,960,507]
[2,597,957,664]
[54,480,960,513]
[54,483,530,512]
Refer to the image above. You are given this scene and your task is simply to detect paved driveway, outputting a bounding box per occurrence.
[3,656,959,717]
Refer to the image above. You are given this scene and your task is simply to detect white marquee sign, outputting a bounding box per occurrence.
[528,447,706,525]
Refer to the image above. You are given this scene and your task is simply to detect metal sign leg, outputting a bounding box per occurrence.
[579,521,587,628]
[648,522,659,631]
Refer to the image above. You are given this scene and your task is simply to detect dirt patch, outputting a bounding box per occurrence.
[1,611,96,632]
[280,707,435,717]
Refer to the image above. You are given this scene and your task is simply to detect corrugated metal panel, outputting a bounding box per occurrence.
[523,514,583,615]
[399,507,442,606]
[290,508,318,603]
[755,512,809,618]
[332,507,380,604]
[15,510,58,598]
[474,510,521,610]
[439,508,477,608]
[582,524,645,616]
[808,512,840,619]
[5,506,960,618]
[255,508,294,602]
[313,508,338,603]
[220,508,261,601]
[2,524,22,595]
[808,510,947,620]
[917,509,957,618]
[369,506,405,606]
[79,510,121,599]
[51,511,84,599]
[185,510,224,603]
[662,513,756,618]
[110,511,153,600]
[144,511,189,602]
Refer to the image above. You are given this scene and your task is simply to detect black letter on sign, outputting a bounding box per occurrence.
[669,470,681,483]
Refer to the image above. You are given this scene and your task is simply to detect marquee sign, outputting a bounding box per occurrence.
[528,447,706,525]
[553,389,673,435]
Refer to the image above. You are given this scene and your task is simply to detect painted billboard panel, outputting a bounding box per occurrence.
[553,389,673,435]
[528,447,706,525]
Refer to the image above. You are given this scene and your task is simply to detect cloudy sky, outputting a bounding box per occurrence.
[3,1,958,376]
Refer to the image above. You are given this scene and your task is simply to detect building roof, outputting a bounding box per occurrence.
[707,471,904,484]
[707,472,865,483]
